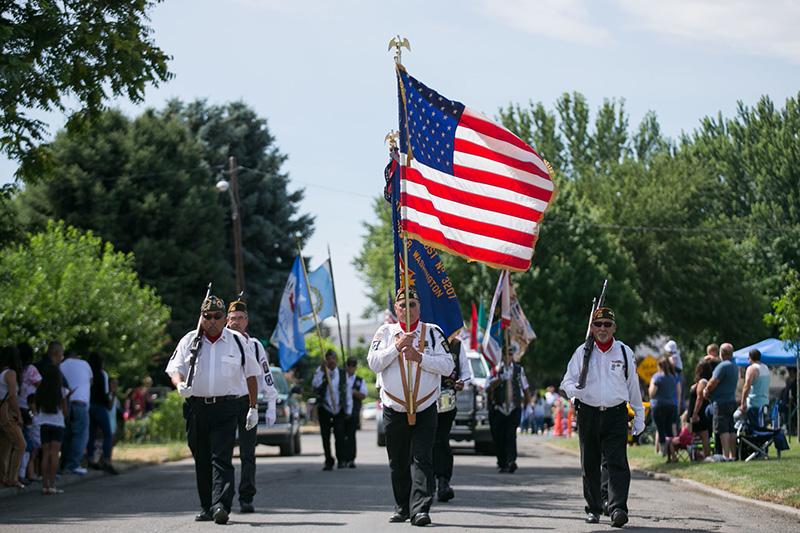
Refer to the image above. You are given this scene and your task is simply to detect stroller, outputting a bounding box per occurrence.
[735,418,790,461]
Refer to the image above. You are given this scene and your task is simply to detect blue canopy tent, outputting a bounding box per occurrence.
[733,338,798,367]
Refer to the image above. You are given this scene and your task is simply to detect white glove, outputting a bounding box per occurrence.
[245,407,259,431]
[265,408,276,429]
[177,382,193,399]
[631,418,645,436]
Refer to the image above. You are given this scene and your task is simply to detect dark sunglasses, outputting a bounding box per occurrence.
[398,301,418,309]
[202,312,224,320]
[592,321,614,328]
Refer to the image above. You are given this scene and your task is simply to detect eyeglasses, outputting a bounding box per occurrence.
[202,312,224,320]
[397,301,418,309]
[592,321,614,328]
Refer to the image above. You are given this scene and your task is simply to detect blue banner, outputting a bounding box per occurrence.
[272,256,309,371]
[387,150,464,339]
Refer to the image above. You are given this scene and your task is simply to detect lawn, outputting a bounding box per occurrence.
[114,442,191,465]
[547,437,800,509]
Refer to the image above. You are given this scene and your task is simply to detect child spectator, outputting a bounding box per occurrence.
[23,393,42,484]
[666,413,699,463]
[34,366,68,494]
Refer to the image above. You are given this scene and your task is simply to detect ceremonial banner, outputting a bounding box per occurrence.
[271,256,309,371]
[509,282,536,362]
[299,260,335,333]
[387,150,464,340]
[396,64,557,273]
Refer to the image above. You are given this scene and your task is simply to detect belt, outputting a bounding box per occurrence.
[70,401,87,406]
[577,400,627,412]
[191,395,246,404]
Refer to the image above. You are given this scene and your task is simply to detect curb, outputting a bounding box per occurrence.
[0,460,156,501]
[543,441,800,520]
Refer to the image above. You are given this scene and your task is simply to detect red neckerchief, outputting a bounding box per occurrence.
[399,320,420,333]
[204,331,222,343]
[596,338,614,353]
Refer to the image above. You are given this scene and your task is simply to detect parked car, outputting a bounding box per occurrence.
[375,349,493,454]
[256,366,303,456]
[451,349,494,454]
[361,401,378,420]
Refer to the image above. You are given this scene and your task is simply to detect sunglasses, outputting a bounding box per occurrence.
[592,321,614,328]
[202,312,224,320]
[397,301,418,309]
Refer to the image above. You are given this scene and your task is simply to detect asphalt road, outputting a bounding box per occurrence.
[2,422,798,532]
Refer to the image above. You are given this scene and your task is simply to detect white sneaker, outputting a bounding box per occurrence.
[70,467,88,475]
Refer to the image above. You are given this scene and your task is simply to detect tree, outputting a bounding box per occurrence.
[352,197,395,318]
[765,269,800,436]
[13,108,228,348]
[160,99,314,339]
[1,0,172,180]
[0,221,170,389]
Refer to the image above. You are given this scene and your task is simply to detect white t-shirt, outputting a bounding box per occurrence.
[60,358,94,405]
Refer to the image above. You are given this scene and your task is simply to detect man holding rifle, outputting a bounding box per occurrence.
[166,294,262,525]
[561,306,644,528]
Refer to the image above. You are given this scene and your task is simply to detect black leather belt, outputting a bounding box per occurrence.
[576,400,627,412]
[71,400,87,406]
[191,395,246,404]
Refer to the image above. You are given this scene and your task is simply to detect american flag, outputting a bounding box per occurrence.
[396,65,556,272]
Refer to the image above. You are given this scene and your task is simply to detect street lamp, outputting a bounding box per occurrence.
[215,156,245,295]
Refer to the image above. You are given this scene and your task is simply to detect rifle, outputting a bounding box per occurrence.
[186,282,213,387]
[576,279,608,390]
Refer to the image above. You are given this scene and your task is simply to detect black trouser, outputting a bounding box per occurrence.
[577,402,630,516]
[186,398,239,513]
[489,406,521,468]
[343,406,361,463]
[318,405,346,466]
[236,397,257,504]
[383,404,437,518]
[433,407,457,482]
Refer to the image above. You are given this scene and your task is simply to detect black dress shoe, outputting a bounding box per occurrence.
[585,512,600,524]
[195,510,213,522]
[602,500,610,516]
[348,461,356,468]
[338,461,347,469]
[611,509,628,528]
[507,461,518,473]
[411,513,431,526]
[322,463,334,471]
[389,512,409,523]
[240,502,255,513]
[212,507,229,524]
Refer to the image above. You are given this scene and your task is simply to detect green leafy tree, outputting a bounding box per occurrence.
[0,221,170,389]
[0,0,172,180]
[13,108,227,350]
[352,198,395,318]
[765,269,800,436]
[160,99,314,339]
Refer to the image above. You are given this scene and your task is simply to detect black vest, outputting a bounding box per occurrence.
[441,338,461,390]
[351,375,364,413]
[316,367,348,412]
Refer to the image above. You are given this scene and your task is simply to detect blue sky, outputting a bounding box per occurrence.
[2,0,799,326]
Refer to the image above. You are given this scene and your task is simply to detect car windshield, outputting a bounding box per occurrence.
[270,368,290,395]
[469,357,487,379]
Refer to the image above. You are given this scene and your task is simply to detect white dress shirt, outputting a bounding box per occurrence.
[560,339,644,423]
[367,321,454,413]
[241,335,278,410]
[166,327,262,397]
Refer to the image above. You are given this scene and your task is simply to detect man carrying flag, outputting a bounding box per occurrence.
[368,287,454,527]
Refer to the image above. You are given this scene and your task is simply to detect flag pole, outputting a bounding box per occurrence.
[391,37,415,419]
[295,238,336,411]
[327,244,348,369]
[503,271,513,408]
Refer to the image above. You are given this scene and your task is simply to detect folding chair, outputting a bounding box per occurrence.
[736,420,790,461]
